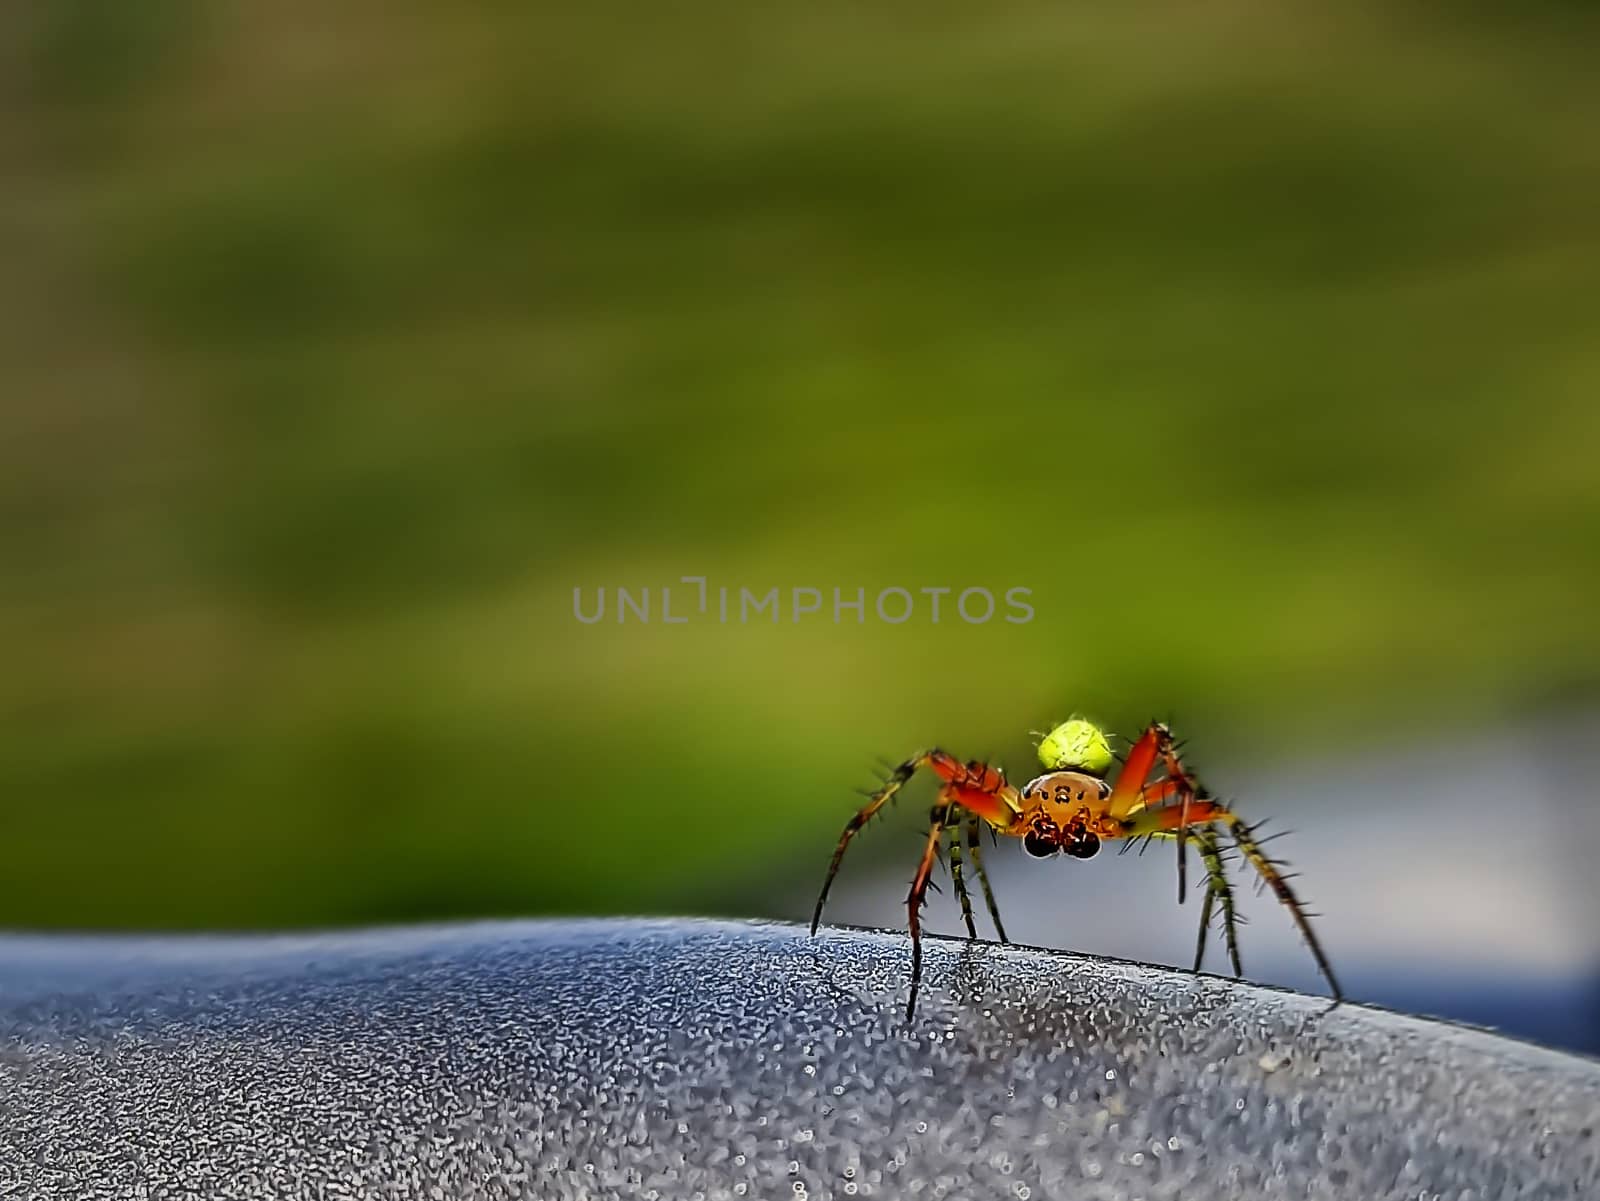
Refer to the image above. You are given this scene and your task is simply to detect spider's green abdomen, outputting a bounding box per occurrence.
[1036,718,1114,776]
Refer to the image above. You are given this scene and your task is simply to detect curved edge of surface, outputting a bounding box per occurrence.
[1,918,1597,1200]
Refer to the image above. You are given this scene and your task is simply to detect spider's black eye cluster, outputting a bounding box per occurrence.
[1023,832,1057,858]
[1065,834,1101,860]
[1025,826,1102,859]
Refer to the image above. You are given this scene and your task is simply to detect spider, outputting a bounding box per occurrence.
[810,718,1342,1020]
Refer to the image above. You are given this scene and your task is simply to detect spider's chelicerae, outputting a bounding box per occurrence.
[810,718,1342,1020]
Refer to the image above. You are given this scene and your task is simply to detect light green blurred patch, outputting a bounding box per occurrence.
[3,0,1599,928]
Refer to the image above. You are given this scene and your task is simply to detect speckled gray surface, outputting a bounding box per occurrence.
[1,920,1597,1199]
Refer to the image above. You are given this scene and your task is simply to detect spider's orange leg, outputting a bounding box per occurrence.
[811,749,1020,936]
[811,750,933,935]
[965,815,1009,944]
[1106,726,1162,819]
[1157,734,1210,907]
[1109,723,1205,903]
[1139,778,1182,805]
[1122,799,1228,834]
[905,811,948,1022]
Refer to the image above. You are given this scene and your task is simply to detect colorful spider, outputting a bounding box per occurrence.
[810,718,1342,1020]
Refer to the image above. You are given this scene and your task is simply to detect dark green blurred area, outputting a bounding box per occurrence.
[3,1,1598,929]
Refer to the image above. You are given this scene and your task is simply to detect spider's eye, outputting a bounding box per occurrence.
[1065,834,1101,860]
[1023,832,1058,858]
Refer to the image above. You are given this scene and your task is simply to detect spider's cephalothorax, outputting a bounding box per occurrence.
[810,717,1342,1021]
[1017,770,1112,859]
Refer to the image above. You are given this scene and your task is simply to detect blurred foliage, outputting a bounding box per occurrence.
[2,1,1599,928]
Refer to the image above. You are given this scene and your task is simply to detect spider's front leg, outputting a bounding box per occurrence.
[810,750,935,935]
[942,804,1010,943]
[1226,812,1342,1000]
[1107,722,1208,902]
[944,806,979,940]
[1191,825,1242,978]
[810,749,1020,936]
[905,805,951,1022]
[965,815,1009,944]
[1125,800,1341,1001]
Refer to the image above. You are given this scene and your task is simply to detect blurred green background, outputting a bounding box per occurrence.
[3,1,1598,931]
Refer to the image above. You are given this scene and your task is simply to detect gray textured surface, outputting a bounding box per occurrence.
[1,920,1597,1200]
